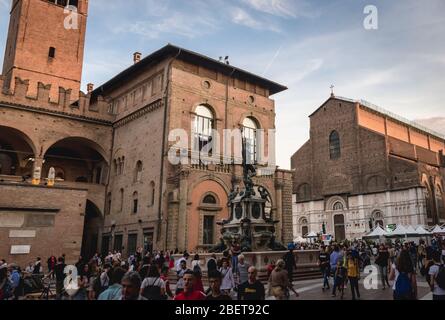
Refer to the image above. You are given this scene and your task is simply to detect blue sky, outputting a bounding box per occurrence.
[1,0,444,169]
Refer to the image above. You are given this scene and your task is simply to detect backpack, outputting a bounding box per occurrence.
[395,272,413,300]
[435,265,445,290]
[142,278,162,300]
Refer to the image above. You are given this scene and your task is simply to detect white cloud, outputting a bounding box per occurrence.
[230,7,280,32]
[241,0,316,18]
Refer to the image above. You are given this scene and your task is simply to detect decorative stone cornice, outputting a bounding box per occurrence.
[113,99,163,128]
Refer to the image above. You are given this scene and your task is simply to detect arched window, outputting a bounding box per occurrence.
[297,183,311,201]
[134,161,143,182]
[333,201,344,211]
[329,131,341,160]
[203,194,217,204]
[372,210,384,228]
[121,157,125,174]
[113,159,118,175]
[242,117,259,164]
[193,105,214,154]
[132,192,138,214]
[148,181,155,207]
[299,217,308,236]
[436,185,445,220]
[119,188,124,212]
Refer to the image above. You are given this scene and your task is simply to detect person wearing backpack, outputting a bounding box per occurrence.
[140,264,165,300]
[389,249,417,300]
[428,250,445,300]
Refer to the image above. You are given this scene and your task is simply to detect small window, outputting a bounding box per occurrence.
[132,192,138,214]
[49,47,56,58]
[203,194,217,204]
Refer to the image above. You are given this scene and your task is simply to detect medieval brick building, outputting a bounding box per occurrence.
[0,0,293,266]
[291,95,445,241]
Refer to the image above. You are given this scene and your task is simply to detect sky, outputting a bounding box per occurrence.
[0,0,444,169]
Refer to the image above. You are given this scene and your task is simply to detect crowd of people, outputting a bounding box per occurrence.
[1,236,444,301]
[317,237,445,300]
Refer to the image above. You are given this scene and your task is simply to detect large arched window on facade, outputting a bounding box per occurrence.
[134,161,143,182]
[242,117,259,164]
[329,131,341,160]
[436,185,445,220]
[193,105,214,155]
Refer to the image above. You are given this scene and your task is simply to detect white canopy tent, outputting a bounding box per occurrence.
[431,225,445,234]
[306,231,318,238]
[415,226,432,235]
[387,225,407,237]
[405,225,417,235]
[293,236,308,243]
[363,226,388,238]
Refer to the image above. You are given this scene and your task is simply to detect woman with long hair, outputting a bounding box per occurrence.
[389,249,418,300]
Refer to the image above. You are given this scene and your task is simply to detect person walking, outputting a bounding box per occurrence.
[283,247,297,285]
[268,259,298,300]
[236,254,250,289]
[175,260,188,295]
[389,249,418,300]
[330,245,343,297]
[346,250,361,300]
[375,244,390,289]
[54,257,66,300]
[319,247,330,291]
[219,259,235,295]
[428,251,445,301]
[238,267,265,300]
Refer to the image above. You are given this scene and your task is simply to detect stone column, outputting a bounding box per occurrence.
[177,168,190,251]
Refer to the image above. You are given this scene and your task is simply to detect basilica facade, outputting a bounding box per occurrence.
[291,95,445,241]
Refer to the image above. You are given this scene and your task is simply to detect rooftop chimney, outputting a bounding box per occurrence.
[133,52,142,64]
[87,83,94,93]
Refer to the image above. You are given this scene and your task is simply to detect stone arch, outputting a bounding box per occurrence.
[43,136,109,183]
[188,178,230,252]
[43,136,109,164]
[81,199,104,260]
[190,102,222,122]
[0,125,38,176]
[187,174,231,200]
[299,216,309,236]
[238,112,263,129]
[326,195,347,211]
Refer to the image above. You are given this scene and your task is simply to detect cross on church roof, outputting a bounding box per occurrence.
[330,85,335,97]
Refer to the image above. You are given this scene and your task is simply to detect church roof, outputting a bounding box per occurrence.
[310,95,445,141]
[91,44,287,97]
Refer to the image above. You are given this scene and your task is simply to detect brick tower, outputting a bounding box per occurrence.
[2,0,88,101]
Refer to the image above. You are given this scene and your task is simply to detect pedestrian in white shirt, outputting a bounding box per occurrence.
[428,251,445,301]
[219,259,235,295]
